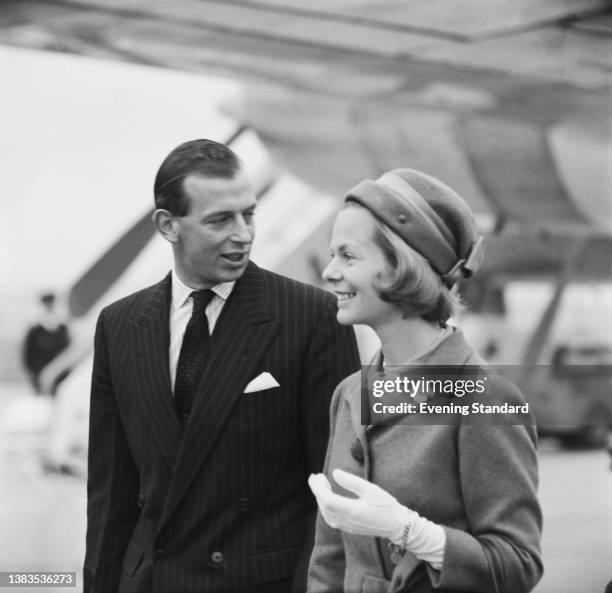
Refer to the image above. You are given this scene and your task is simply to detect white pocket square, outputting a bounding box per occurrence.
[243,372,280,394]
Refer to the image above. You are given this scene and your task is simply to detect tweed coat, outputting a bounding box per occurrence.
[84,261,360,593]
[308,328,542,593]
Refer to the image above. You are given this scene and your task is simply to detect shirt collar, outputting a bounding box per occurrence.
[171,268,235,309]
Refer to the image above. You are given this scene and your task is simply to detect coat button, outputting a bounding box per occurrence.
[238,498,249,511]
[210,551,224,564]
[350,438,364,464]
[153,549,165,564]
[136,494,145,508]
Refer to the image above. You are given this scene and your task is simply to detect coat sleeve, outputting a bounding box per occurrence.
[307,382,349,593]
[84,311,139,593]
[428,378,543,593]
[292,296,359,593]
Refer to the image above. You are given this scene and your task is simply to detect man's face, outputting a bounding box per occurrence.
[173,169,256,288]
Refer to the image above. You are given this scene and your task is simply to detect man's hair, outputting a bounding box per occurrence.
[154,139,241,216]
[347,202,464,324]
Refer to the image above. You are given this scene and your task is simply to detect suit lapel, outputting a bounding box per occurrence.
[158,262,281,531]
[130,274,182,469]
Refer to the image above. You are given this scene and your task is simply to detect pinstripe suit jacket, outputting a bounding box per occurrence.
[84,261,360,593]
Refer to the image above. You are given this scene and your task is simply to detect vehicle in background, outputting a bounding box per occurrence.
[529,343,612,448]
[462,281,612,449]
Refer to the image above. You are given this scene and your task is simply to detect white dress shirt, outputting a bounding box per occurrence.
[169,269,235,391]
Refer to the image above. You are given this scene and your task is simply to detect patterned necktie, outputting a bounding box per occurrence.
[174,289,215,426]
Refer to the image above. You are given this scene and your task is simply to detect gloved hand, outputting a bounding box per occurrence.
[309,469,447,569]
[308,468,413,543]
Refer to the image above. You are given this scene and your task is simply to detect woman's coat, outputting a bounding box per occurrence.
[308,328,542,593]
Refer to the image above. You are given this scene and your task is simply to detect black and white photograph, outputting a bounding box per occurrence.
[0,1,611,592]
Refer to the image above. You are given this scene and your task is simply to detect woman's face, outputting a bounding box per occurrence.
[322,206,401,328]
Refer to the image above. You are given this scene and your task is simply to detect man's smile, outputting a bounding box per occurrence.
[221,251,249,264]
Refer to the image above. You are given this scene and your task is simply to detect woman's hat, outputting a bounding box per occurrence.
[345,168,484,286]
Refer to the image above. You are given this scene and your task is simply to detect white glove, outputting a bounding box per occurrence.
[308,469,413,542]
[309,469,446,570]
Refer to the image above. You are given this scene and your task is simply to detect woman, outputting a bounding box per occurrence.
[307,169,542,593]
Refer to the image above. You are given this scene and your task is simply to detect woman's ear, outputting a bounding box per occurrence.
[375,258,398,292]
[152,209,180,243]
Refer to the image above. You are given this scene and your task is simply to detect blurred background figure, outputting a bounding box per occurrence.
[21,292,71,395]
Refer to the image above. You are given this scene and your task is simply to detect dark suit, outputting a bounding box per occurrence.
[84,261,360,593]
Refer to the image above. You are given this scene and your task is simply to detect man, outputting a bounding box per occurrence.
[22,292,70,394]
[84,139,360,593]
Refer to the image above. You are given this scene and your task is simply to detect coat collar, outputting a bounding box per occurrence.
[343,327,478,429]
[130,273,182,468]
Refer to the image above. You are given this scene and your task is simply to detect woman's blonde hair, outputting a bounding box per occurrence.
[348,202,464,324]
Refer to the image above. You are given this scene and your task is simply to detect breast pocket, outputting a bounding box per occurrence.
[239,385,285,408]
[233,384,298,460]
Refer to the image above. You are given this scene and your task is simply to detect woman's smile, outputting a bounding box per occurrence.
[335,290,356,304]
[323,207,399,329]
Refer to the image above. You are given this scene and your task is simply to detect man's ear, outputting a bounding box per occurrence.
[152,209,180,243]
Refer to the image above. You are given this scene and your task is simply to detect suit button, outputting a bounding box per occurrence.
[238,498,249,511]
[136,494,145,509]
[210,551,224,564]
[153,549,165,564]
